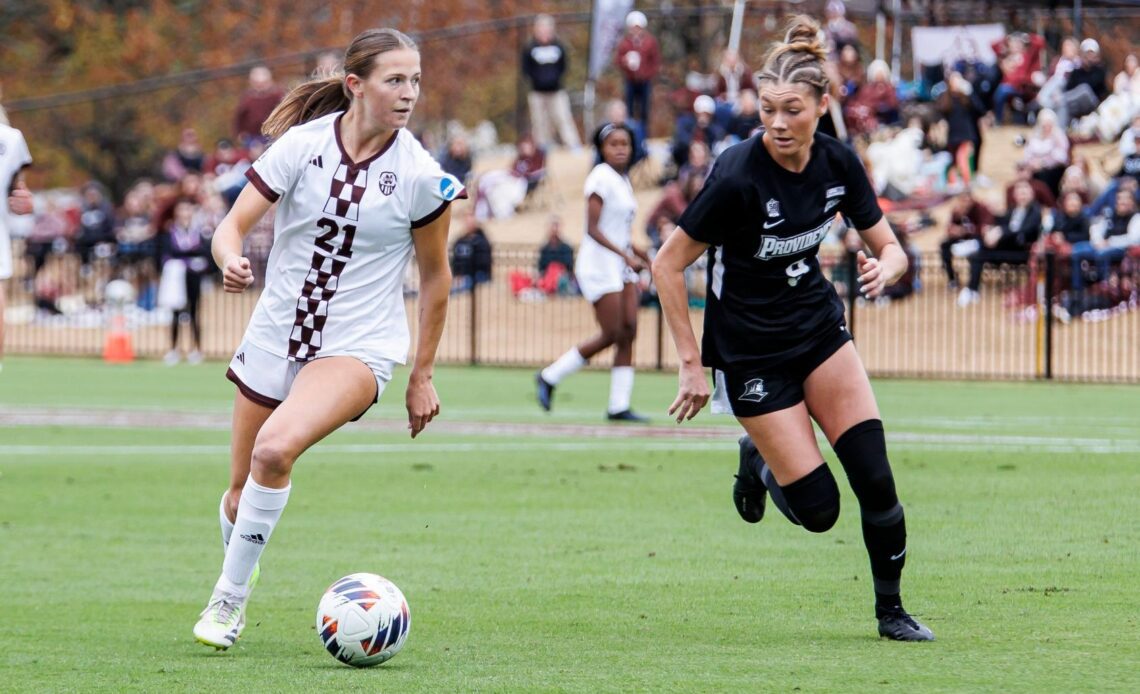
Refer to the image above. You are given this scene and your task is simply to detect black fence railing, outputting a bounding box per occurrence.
[5,241,1138,382]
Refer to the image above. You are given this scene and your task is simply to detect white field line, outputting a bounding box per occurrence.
[2,432,1139,458]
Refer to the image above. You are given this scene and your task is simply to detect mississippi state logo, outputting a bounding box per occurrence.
[378,171,398,196]
[739,378,768,403]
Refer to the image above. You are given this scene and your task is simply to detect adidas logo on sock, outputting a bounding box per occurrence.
[240,533,266,545]
[309,155,323,169]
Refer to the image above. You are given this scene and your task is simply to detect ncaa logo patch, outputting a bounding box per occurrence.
[739,378,768,403]
[439,175,460,201]
[378,171,398,196]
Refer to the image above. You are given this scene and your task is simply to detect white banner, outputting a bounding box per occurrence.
[588,0,634,80]
[911,23,1005,70]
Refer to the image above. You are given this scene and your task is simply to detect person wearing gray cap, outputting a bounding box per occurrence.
[615,11,661,133]
[1056,38,1109,127]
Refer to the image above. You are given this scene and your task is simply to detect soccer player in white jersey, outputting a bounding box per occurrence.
[193,28,464,650]
[536,123,651,421]
[653,17,933,641]
[0,119,34,373]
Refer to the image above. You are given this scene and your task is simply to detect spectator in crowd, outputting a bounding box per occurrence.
[677,140,712,195]
[727,89,761,141]
[959,180,1042,306]
[1033,37,1080,117]
[23,196,71,281]
[75,181,116,271]
[1021,109,1070,195]
[521,14,581,150]
[1072,188,1140,290]
[1056,39,1109,127]
[450,207,493,293]
[644,168,705,246]
[1040,190,1091,288]
[714,49,755,105]
[1058,165,1092,204]
[938,71,986,190]
[158,199,211,365]
[593,100,647,168]
[844,59,900,137]
[161,127,206,182]
[1118,114,1140,186]
[233,65,285,145]
[616,11,661,131]
[115,187,159,309]
[474,136,545,220]
[824,0,859,56]
[1113,53,1140,97]
[439,133,473,186]
[940,189,995,289]
[836,44,865,99]
[1006,161,1056,210]
[510,215,577,299]
[672,95,724,170]
[991,31,1045,125]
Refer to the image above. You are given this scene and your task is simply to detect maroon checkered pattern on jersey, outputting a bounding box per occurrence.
[323,163,367,222]
[287,165,365,361]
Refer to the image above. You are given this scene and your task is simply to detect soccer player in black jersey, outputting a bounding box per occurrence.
[652,16,933,641]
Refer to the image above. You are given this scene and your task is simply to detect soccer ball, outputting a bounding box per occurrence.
[316,573,411,668]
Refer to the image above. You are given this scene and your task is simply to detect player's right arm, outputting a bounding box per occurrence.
[211,184,273,292]
[652,226,710,422]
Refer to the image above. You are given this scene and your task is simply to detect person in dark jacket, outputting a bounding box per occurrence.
[450,207,493,293]
[522,14,580,149]
[1056,39,1109,126]
[937,72,985,189]
[959,180,1042,305]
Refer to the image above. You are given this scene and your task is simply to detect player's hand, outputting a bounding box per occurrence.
[222,255,255,293]
[7,184,33,215]
[668,362,709,423]
[856,250,891,299]
[624,250,647,271]
[406,373,440,439]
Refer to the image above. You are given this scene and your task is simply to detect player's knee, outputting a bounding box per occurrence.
[833,419,899,512]
[782,463,841,533]
[250,438,297,480]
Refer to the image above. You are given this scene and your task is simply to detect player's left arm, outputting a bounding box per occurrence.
[407,205,453,439]
[854,216,908,299]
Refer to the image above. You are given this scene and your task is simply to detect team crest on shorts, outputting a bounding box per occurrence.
[378,171,398,196]
[739,378,769,403]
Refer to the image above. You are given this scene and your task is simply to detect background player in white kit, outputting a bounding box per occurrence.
[193,28,464,649]
[0,120,34,373]
[536,123,650,422]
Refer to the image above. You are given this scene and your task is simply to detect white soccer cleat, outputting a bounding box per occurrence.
[193,590,247,650]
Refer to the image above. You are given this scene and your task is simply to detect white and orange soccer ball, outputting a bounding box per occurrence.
[316,573,410,668]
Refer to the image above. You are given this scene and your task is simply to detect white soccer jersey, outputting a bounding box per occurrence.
[0,124,33,280]
[574,162,637,282]
[243,112,466,364]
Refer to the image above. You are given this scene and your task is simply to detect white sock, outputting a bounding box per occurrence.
[541,348,586,385]
[215,476,290,597]
[219,490,235,552]
[607,366,635,414]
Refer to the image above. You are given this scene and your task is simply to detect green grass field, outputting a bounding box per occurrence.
[1,357,1138,692]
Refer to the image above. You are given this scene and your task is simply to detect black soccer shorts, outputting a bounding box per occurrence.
[712,322,853,418]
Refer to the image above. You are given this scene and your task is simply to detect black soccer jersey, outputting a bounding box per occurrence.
[676,132,882,369]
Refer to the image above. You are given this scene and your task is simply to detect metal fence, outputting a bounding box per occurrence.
[5,241,1138,382]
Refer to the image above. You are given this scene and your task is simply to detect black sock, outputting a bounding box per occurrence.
[758,465,800,525]
[862,503,907,597]
[875,590,903,615]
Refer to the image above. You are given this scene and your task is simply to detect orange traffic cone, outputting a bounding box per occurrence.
[103,313,134,363]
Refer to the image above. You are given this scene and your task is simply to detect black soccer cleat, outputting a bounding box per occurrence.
[535,372,555,412]
[733,435,767,523]
[876,606,935,642]
[606,409,649,423]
